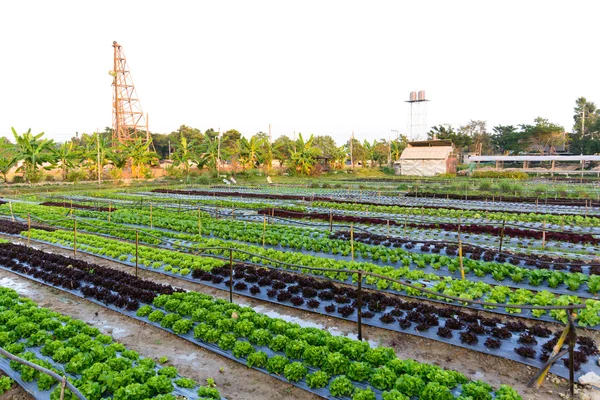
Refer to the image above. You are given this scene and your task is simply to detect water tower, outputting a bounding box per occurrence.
[405,90,429,140]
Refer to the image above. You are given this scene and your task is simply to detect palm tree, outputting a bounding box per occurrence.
[55,141,82,180]
[172,135,198,176]
[127,138,159,178]
[12,128,56,183]
[290,133,321,175]
[198,135,220,173]
[239,136,262,169]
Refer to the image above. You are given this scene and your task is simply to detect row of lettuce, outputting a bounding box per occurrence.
[3,203,600,299]
[78,189,600,226]
[24,227,600,328]
[0,287,220,400]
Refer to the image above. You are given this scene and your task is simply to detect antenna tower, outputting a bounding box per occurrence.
[110,41,149,145]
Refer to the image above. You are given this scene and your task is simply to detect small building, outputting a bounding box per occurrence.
[395,140,457,176]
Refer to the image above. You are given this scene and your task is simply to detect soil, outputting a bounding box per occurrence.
[0,234,596,400]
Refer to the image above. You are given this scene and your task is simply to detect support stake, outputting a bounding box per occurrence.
[229,249,234,303]
[73,217,77,257]
[498,219,506,253]
[357,271,363,341]
[27,213,31,246]
[350,223,354,262]
[262,215,266,247]
[149,202,153,229]
[9,202,14,222]
[135,230,139,277]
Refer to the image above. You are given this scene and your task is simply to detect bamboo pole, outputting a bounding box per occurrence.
[229,249,234,303]
[262,215,266,247]
[329,211,333,233]
[135,230,139,277]
[8,202,14,222]
[534,324,571,388]
[498,219,506,253]
[0,348,86,400]
[457,217,465,280]
[357,271,363,341]
[542,219,546,249]
[27,213,31,246]
[198,208,202,238]
[149,202,153,229]
[386,220,390,238]
[73,217,77,257]
[108,202,112,222]
[350,223,354,262]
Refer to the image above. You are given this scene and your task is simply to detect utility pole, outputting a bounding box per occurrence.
[582,109,586,139]
[168,140,171,159]
[96,130,101,187]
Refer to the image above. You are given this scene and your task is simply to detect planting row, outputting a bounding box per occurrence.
[0,241,524,399]
[312,201,600,227]
[9,203,600,299]
[189,263,600,377]
[0,285,221,400]
[40,201,116,212]
[405,191,600,207]
[259,208,600,245]
[22,226,600,328]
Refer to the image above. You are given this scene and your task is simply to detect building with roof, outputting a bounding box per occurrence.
[394,140,457,176]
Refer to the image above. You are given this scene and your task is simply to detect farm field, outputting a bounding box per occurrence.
[0,181,599,400]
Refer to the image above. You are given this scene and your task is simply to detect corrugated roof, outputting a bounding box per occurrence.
[400,146,453,160]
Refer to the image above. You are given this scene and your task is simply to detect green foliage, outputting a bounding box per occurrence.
[283,362,308,382]
[266,355,289,375]
[329,376,354,397]
[246,351,268,368]
[305,371,330,389]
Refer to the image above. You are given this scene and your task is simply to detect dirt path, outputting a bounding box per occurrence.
[0,235,593,400]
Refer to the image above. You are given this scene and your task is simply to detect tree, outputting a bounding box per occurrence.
[81,132,111,179]
[290,133,321,175]
[345,138,366,167]
[172,135,198,176]
[151,133,171,160]
[239,135,263,169]
[221,129,242,156]
[313,136,338,159]
[198,135,220,173]
[491,125,523,154]
[273,135,294,167]
[569,97,600,154]
[0,138,17,183]
[459,120,493,154]
[253,132,273,172]
[12,128,56,183]
[55,141,82,180]
[521,117,565,154]
[427,125,472,150]
[126,138,159,178]
[390,135,409,161]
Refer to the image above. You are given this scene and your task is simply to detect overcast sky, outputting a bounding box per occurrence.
[1,0,598,145]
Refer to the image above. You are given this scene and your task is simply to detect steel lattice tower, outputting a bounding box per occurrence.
[111,41,149,145]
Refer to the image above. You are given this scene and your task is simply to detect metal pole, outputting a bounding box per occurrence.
[135,230,139,277]
[229,249,233,303]
[567,312,576,399]
[498,219,506,253]
[357,271,363,341]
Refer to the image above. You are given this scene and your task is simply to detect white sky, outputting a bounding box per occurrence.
[1,0,598,145]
